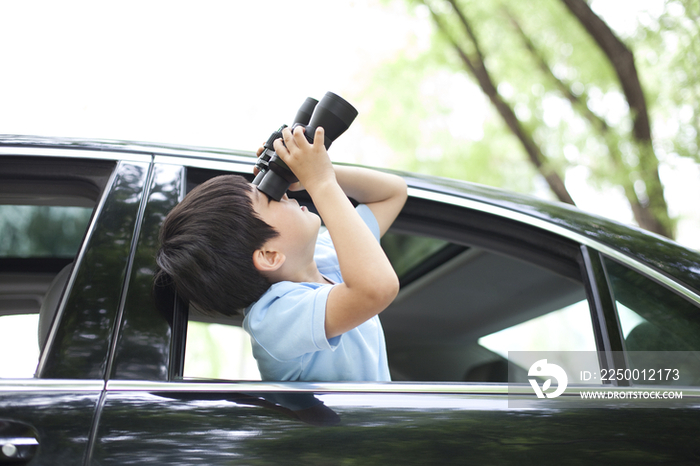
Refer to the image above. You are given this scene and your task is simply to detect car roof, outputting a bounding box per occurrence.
[2,134,699,297]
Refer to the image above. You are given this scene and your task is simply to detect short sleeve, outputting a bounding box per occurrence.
[244,282,338,362]
[356,204,380,242]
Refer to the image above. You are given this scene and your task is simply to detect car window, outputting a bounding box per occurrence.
[0,204,93,378]
[381,235,593,382]
[0,153,112,379]
[381,232,465,286]
[185,321,260,380]
[0,314,40,378]
[603,256,700,386]
[179,170,596,384]
[0,205,92,258]
[478,299,599,382]
[183,231,595,384]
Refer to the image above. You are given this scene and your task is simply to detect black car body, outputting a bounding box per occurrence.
[1,135,699,465]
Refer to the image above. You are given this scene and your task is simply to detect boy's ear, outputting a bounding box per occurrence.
[252,248,285,273]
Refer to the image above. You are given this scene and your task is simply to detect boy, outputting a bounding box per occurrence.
[156,125,407,382]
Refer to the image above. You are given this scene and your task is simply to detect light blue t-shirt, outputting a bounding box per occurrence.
[243,204,391,382]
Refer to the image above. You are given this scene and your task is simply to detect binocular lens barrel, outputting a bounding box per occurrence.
[294,97,319,126]
[253,92,358,201]
[306,92,359,149]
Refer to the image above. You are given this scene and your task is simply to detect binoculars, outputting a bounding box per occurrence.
[252,92,358,201]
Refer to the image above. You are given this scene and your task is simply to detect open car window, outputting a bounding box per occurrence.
[185,321,261,380]
[182,170,599,383]
[184,233,598,382]
[379,235,596,382]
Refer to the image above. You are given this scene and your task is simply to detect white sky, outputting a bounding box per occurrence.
[1,0,698,249]
[0,0,423,163]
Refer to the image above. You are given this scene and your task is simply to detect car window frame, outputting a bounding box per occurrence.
[160,159,605,385]
[117,156,700,392]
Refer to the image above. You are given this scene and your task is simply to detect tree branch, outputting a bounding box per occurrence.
[427,0,575,205]
[560,0,650,141]
[561,0,672,237]
[505,10,608,133]
[504,9,660,230]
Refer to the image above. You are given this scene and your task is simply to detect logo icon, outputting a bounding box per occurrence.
[528,359,568,398]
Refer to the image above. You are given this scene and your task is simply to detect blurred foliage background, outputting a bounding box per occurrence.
[354,0,698,242]
[1,0,697,249]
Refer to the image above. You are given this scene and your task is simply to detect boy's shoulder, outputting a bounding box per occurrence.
[245,279,330,319]
[243,279,335,359]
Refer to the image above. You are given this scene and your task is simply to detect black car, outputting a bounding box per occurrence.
[1,135,699,465]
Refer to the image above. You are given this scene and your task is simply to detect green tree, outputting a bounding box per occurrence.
[362,0,698,239]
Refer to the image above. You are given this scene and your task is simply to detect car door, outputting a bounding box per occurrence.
[91,157,700,465]
[0,147,152,465]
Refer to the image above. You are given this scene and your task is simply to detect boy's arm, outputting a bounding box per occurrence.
[274,126,403,339]
[333,165,407,237]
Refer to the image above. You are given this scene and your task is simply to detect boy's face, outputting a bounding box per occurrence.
[249,184,321,248]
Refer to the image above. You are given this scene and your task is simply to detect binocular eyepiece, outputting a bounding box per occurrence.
[252,92,358,201]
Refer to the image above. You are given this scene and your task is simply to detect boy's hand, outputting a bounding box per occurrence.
[273,126,335,192]
[254,142,304,191]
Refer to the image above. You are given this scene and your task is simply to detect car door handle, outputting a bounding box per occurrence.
[0,420,39,464]
[1,438,38,463]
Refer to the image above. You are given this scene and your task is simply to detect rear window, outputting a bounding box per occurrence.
[0,156,112,379]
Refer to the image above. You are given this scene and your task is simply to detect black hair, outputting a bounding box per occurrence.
[155,174,278,316]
